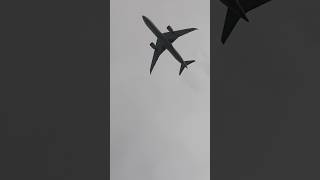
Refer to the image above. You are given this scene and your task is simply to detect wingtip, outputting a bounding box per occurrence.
[221,34,226,44]
[221,38,226,44]
[191,28,198,32]
[243,15,250,22]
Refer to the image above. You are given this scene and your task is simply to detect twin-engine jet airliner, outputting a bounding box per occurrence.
[142,16,197,75]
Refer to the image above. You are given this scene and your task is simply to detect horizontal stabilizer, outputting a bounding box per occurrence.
[179,60,195,75]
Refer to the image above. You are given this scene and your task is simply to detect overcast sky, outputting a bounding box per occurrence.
[110,0,210,180]
[212,1,320,179]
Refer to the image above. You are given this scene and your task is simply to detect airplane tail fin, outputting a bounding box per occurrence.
[179,60,195,75]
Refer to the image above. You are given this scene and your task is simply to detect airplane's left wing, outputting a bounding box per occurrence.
[163,28,198,43]
[150,39,166,74]
[221,8,240,44]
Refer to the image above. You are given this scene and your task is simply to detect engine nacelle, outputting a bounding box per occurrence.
[167,25,174,33]
[150,42,156,49]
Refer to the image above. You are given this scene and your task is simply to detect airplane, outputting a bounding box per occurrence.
[142,15,197,75]
[220,0,271,44]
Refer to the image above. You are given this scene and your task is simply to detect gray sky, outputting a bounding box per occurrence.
[213,1,320,179]
[110,0,210,180]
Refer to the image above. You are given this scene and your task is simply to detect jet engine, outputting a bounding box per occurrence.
[167,25,174,33]
[150,42,156,49]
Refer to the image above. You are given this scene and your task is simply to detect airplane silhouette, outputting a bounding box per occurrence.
[220,0,271,44]
[142,16,197,75]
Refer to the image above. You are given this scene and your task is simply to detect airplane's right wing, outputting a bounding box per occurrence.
[150,39,166,74]
[163,28,198,43]
[240,0,271,12]
[221,8,240,44]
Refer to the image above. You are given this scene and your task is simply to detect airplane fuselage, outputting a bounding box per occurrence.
[142,16,187,67]
[220,0,249,21]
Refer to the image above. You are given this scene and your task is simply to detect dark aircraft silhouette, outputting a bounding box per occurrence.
[142,16,197,75]
[220,0,271,44]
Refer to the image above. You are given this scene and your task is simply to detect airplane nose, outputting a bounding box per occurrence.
[142,16,149,24]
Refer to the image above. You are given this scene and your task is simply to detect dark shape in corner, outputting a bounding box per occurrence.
[142,15,197,75]
[220,0,271,44]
